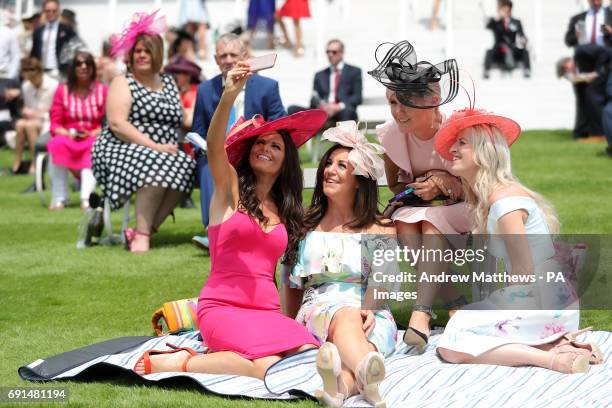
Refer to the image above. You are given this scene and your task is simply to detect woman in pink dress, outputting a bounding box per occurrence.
[275,0,310,56]
[47,51,107,210]
[368,40,469,352]
[134,61,326,378]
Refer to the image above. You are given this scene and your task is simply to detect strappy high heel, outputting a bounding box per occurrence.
[130,230,151,254]
[549,349,590,374]
[315,342,345,407]
[356,351,386,408]
[133,342,197,375]
[553,327,603,365]
[123,228,135,250]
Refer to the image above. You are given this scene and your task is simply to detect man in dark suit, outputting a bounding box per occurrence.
[564,0,612,138]
[30,0,75,76]
[191,33,286,248]
[289,39,362,122]
[483,0,531,79]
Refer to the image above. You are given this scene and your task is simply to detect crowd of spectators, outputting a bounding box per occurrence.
[1,0,610,221]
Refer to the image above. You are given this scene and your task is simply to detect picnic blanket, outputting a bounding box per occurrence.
[19,330,612,407]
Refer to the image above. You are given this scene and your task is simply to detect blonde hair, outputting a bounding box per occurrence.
[461,125,560,234]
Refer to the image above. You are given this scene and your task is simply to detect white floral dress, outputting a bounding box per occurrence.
[283,231,399,356]
[437,196,579,356]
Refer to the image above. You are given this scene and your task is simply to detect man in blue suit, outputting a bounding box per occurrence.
[191,33,286,249]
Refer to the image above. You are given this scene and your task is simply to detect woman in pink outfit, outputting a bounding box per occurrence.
[47,51,107,210]
[134,61,326,379]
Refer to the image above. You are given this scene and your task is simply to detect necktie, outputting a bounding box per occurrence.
[334,67,341,103]
[591,13,598,44]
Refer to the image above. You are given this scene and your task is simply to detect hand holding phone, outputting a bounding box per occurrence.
[247,53,277,72]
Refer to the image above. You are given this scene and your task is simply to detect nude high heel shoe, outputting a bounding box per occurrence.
[549,350,590,374]
[356,351,386,408]
[551,327,603,364]
[315,342,345,407]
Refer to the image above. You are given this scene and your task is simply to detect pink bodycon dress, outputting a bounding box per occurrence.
[197,210,319,359]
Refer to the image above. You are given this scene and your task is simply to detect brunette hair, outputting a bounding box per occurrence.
[234,130,304,266]
[20,57,43,75]
[67,51,96,92]
[302,144,386,235]
[128,34,164,74]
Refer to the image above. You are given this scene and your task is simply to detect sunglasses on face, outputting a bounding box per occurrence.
[75,60,93,68]
[44,8,59,14]
[326,50,340,55]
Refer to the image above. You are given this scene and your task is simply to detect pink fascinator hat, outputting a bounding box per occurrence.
[225,110,328,166]
[110,10,167,59]
[434,75,521,161]
[321,121,386,180]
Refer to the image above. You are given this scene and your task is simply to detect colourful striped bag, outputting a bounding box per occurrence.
[151,298,199,336]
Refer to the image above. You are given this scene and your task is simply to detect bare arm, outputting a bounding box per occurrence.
[106,75,177,154]
[497,210,534,279]
[383,154,407,195]
[207,63,251,213]
[281,283,304,319]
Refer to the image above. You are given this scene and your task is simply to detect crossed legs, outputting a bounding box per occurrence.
[132,186,185,252]
[438,342,591,374]
[135,344,315,379]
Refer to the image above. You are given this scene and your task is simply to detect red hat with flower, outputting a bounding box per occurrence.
[434,77,521,161]
[225,109,328,166]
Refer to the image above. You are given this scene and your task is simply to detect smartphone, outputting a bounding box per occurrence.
[247,53,277,72]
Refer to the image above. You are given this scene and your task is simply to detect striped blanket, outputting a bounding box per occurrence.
[19,330,612,407]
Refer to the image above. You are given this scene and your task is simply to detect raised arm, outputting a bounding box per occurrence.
[207,62,251,200]
[106,75,177,154]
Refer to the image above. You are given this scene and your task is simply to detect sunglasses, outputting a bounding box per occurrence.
[75,60,93,68]
[44,8,59,13]
[326,50,340,55]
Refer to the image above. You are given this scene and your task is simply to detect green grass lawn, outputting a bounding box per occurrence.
[0,129,610,407]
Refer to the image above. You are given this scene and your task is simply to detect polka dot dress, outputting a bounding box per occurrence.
[92,73,195,210]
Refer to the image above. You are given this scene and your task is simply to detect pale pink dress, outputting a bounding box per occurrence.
[47,82,107,171]
[376,119,470,234]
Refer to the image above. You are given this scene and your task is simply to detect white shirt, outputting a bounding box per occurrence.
[22,74,59,130]
[327,61,344,104]
[584,7,606,46]
[42,21,59,70]
[0,26,20,79]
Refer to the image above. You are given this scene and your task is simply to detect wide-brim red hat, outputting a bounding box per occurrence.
[435,108,521,161]
[225,109,328,166]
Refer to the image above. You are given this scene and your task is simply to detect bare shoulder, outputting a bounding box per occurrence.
[488,183,531,206]
[109,74,128,89]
